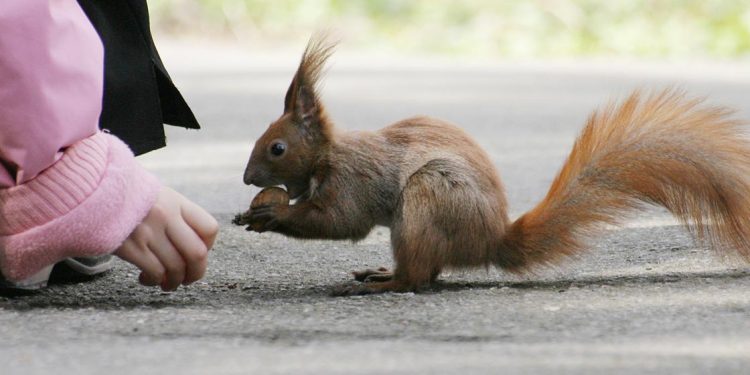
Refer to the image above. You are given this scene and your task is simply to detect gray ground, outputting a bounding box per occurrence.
[2,49,749,374]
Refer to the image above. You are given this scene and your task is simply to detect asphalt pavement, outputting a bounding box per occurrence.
[2,46,749,374]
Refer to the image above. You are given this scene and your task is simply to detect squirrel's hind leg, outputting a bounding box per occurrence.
[331,162,465,296]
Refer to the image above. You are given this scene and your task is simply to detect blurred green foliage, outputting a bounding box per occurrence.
[149,0,750,58]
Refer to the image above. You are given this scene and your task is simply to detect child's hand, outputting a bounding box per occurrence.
[114,186,219,291]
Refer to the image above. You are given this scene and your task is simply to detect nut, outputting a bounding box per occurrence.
[233,187,290,231]
[250,186,290,208]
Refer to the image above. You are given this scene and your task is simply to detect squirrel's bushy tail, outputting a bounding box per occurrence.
[497,89,750,271]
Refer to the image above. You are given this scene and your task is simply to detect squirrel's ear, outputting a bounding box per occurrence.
[283,75,297,114]
[293,85,318,126]
[282,77,318,127]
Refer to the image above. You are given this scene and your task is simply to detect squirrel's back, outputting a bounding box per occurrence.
[379,116,507,197]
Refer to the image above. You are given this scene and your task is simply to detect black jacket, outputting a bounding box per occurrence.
[77,0,200,155]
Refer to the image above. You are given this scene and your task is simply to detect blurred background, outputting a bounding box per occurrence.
[148,0,750,59]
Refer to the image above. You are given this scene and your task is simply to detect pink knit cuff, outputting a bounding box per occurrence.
[0,132,161,281]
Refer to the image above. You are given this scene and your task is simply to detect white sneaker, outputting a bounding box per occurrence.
[0,255,114,290]
[0,264,54,290]
[61,255,115,275]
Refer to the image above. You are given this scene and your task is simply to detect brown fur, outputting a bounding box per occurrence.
[501,91,750,271]
[242,34,750,295]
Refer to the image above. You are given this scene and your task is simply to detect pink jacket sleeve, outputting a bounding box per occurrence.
[0,1,161,281]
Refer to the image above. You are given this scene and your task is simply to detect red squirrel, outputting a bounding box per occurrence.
[240,35,750,295]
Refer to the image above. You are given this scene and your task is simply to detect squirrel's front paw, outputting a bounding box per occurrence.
[247,205,287,232]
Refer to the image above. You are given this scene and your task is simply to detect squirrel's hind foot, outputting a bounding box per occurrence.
[352,267,392,283]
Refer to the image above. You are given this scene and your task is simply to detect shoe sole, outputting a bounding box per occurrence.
[1,256,114,290]
[62,256,115,275]
[0,264,54,290]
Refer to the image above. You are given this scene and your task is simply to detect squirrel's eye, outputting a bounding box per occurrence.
[270,142,286,156]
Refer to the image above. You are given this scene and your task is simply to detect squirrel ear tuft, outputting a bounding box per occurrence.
[283,33,337,123]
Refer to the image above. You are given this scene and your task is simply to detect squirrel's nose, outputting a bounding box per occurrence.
[243,166,257,186]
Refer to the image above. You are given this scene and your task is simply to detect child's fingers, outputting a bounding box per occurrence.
[147,234,186,291]
[166,219,208,285]
[180,198,219,249]
[114,238,165,286]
